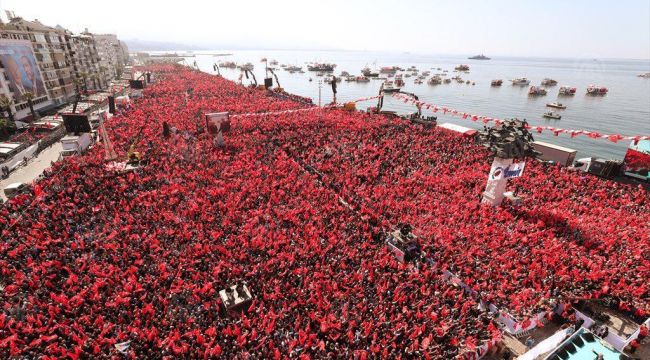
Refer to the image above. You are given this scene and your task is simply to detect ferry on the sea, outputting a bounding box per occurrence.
[468,54,490,60]
[558,86,577,95]
[586,85,608,95]
[511,77,530,85]
[307,63,336,72]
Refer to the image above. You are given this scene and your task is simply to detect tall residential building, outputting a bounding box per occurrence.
[94,34,129,86]
[1,17,75,106]
[0,13,128,123]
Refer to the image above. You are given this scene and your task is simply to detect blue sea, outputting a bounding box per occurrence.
[176,50,650,160]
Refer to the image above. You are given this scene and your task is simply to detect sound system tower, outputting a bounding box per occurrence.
[264,77,273,89]
[129,79,145,89]
[61,113,91,135]
[108,96,116,114]
[588,159,623,179]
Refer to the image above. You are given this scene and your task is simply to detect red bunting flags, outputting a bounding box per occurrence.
[389,92,649,142]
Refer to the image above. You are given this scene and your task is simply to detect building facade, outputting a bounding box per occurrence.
[0,14,128,123]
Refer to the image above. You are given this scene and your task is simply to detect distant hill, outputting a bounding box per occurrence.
[125,39,205,52]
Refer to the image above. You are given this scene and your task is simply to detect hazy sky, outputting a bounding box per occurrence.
[2,0,649,59]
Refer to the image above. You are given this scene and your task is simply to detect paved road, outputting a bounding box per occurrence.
[0,142,62,201]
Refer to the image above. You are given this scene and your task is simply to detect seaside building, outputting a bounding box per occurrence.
[93,34,129,85]
[0,12,128,123]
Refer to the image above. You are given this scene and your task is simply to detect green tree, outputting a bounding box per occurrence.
[0,95,16,126]
[23,91,39,121]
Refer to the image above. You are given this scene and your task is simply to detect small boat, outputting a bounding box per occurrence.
[638,72,650,78]
[511,77,530,85]
[340,71,350,77]
[468,54,490,60]
[260,57,267,62]
[422,71,431,76]
[355,76,370,83]
[395,78,405,87]
[586,85,608,95]
[528,86,547,95]
[307,63,336,72]
[546,102,567,109]
[444,78,451,84]
[543,111,561,119]
[465,80,470,84]
[219,61,237,68]
[308,78,313,82]
[541,78,558,86]
[361,66,380,77]
[491,79,503,86]
[380,66,398,74]
[414,79,423,84]
[382,84,400,93]
[238,62,254,71]
[345,76,356,82]
[269,60,278,65]
[428,76,442,85]
[455,64,470,71]
[558,86,577,95]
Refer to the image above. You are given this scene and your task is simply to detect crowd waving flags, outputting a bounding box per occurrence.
[0,64,647,359]
[390,92,650,143]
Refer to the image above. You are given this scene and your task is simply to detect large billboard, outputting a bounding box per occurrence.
[0,40,47,102]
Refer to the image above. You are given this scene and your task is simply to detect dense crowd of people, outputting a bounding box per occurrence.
[0,64,647,358]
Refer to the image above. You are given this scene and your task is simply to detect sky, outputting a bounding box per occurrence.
[1,0,649,59]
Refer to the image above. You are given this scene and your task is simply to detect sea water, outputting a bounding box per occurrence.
[177,50,649,159]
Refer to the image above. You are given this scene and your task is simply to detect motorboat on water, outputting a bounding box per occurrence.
[382,82,401,93]
[468,54,490,60]
[422,71,431,76]
[637,72,650,78]
[444,78,451,84]
[558,86,577,95]
[586,85,608,95]
[219,61,237,68]
[455,64,470,71]
[395,78,405,87]
[543,111,561,119]
[307,63,336,72]
[546,102,567,109]
[428,76,442,85]
[356,76,370,83]
[238,63,254,71]
[511,77,530,85]
[541,78,558,86]
[361,67,380,77]
[345,76,356,82]
[528,86,547,95]
[414,79,423,84]
[491,79,503,86]
[380,66,398,74]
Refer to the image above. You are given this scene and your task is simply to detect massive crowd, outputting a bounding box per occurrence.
[0,64,648,358]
